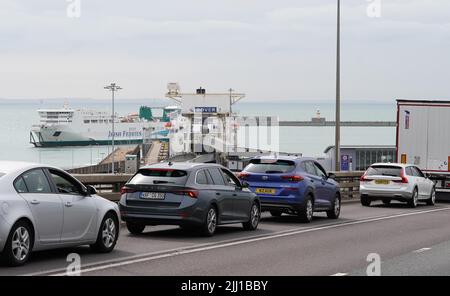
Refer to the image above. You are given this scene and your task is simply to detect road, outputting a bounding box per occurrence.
[2,201,450,276]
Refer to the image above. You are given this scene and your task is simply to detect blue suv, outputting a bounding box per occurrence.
[238,156,341,223]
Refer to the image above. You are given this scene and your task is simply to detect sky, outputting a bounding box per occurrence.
[0,0,449,101]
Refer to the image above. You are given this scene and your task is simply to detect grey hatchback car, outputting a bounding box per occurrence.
[119,163,260,236]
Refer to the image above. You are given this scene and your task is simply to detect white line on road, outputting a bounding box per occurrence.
[413,247,432,254]
[331,273,348,276]
[43,206,450,276]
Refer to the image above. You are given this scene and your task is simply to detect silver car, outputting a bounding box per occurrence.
[0,161,120,266]
[360,163,436,208]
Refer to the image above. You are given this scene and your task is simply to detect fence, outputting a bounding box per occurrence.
[76,171,364,203]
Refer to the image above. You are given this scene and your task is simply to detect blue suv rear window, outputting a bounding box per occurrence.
[245,159,295,174]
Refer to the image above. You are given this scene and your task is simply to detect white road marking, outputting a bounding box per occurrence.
[331,273,348,276]
[413,247,432,254]
[39,206,450,276]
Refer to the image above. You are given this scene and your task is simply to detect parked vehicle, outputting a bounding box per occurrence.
[397,100,450,195]
[238,156,341,223]
[119,162,260,236]
[0,161,120,266]
[360,163,436,207]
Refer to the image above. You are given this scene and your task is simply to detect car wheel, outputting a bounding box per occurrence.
[90,213,119,253]
[269,210,282,217]
[382,200,391,205]
[126,222,146,235]
[326,194,341,219]
[243,202,261,231]
[1,221,33,266]
[202,206,218,237]
[298,197,313,223]
[426,187,436,206]
[361,196,371,207]
[408,188,419,208]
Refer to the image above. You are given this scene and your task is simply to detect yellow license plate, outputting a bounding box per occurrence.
[255,188,276,195]
[375,180,390,185]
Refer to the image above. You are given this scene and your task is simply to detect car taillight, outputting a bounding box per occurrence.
[360,175,368,182]
[238,172,250,180]
[393,170,409,183]
[120,186,136,194]
[174,190,199,198]
[282,175,304,182]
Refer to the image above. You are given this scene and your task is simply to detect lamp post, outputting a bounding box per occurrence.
[104,83,122,174]
[335,0,341,172]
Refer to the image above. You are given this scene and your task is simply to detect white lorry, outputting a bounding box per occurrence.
[397,99,450,192]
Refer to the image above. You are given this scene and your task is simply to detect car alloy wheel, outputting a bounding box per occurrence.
[207,208,217,234]
[427,187,436,206]
[413,190,418,207]
[91,213,119,253]
[102,218,117,249]
[334,198,340,216]
[306,200,313,220]
[409,189,419,208]
[250,204,260,228]
[12,226,30,262]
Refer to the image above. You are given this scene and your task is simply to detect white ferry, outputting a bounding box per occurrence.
[30,106,180,147]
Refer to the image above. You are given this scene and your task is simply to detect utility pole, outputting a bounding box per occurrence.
[104,83,122,174]
[335,0,341,172]
[228,88,234,115]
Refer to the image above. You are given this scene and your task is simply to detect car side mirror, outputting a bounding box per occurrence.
[86,185,97,196]
[241,181,250,189]
[327,173,336,180]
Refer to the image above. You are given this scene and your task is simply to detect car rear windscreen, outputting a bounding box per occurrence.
[366,166,402,177]
[245,159,296,174]
[128,169,188,185]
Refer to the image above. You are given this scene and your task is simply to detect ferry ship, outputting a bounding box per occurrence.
[30,106,180,147]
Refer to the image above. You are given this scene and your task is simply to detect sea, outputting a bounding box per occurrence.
[0,98,396,170]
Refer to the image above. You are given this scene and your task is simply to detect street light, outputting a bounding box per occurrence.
[335,0,341,171]
[104,83,122,174]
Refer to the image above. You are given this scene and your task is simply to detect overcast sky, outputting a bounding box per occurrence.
[0,0,449,101]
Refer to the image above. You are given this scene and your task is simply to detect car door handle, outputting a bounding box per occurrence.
[65,201,73,207]
[216,193,221,196]
[30,200,40,205]
[310,180,315,183]
[232,193,237,197]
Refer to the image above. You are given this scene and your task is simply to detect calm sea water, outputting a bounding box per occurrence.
[0,99,396,169]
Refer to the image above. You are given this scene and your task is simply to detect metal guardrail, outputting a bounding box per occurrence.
[75,171,364,203]
[332,171,364,202]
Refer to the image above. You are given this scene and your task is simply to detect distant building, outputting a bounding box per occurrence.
[323,145,397,171]
[311,109,326,124]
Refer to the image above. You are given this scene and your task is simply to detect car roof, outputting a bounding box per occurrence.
[140,162,224,171]
[252,155,316,162]
[370,163,410,168]
[0,161,43,174]
[0,161,64,175]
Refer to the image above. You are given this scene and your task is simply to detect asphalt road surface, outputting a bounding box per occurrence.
[2,200,450,276]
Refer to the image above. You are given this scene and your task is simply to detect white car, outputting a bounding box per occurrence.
[360,163,436,208]
[0,161,120,266]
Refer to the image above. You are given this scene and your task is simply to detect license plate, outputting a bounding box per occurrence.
[375,180,390,185]
[255,188,277,195]
[140,192,165,200]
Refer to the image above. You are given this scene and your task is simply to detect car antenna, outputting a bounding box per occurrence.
[168,161,173,166]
